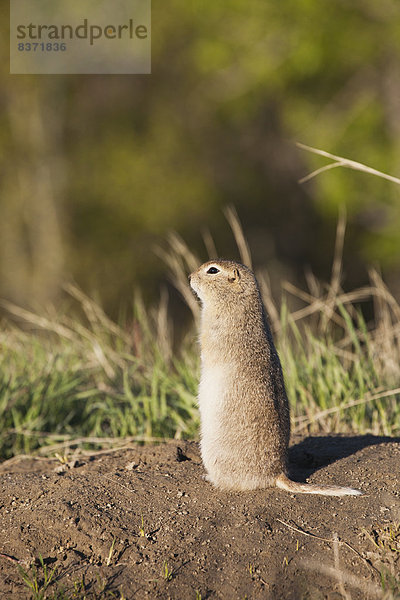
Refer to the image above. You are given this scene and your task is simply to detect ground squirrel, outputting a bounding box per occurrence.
[189,259,362,496]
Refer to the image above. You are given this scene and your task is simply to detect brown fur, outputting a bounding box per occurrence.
[189,259,362,496]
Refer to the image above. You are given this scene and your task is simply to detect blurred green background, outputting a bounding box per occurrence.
[1,0,400,315]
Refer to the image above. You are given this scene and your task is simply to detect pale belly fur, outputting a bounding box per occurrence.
[197,364,232,475]
[197,362,281,490]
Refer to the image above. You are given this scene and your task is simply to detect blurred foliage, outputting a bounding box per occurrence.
[1,0,400,313]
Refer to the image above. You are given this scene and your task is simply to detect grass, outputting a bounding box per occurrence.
[18,556,128,599]
[0,285,199,460]
[0,210,399,461]
[162,560,173,581]
[19,555,57,600]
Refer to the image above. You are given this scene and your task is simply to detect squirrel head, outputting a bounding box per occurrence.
[189,260,259,309]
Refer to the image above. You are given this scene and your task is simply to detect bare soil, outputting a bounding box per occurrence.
[0,435,399,599]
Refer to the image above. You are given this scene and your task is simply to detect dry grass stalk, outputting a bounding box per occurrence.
[223,205,253,269]
[257,269,281,334]
[297,142,400,186]
[293,387,400,432]
[320,207,347,333]
[333,533,353,600]
[158,232,201,322]
[301,560,385,599]
[276,518,373,569]
[201,228,218,260]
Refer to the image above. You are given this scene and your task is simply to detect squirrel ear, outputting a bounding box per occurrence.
[228,268,241,283]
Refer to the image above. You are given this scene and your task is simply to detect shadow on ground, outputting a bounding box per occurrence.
[289,433,400,479]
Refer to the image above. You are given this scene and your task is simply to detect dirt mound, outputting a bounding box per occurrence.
[0,435,399,599]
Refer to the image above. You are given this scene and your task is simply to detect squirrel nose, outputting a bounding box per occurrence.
[188,274,192,283]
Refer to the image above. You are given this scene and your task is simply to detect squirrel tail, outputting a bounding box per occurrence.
[275,473,362,497]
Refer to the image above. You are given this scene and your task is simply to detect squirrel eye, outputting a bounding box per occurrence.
[207,267,220,274]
